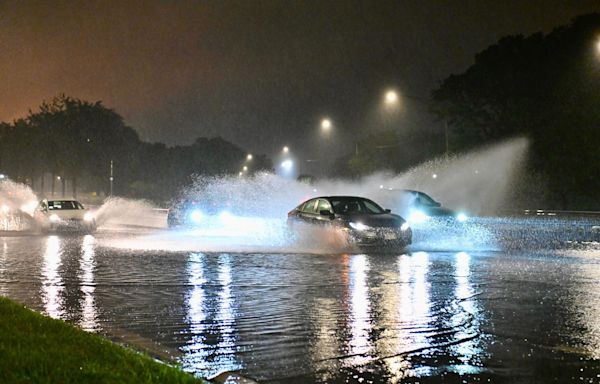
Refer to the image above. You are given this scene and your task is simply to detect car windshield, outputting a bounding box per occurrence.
[329,197,385,214]
[400,191,439,207]
[47,201,84,210]
[416,192,439,207]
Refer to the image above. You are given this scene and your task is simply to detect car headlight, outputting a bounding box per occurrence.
[400,222,410,231]
[84,212,94,222]
[349,222,370,231]
[219,211,234,224]
[49,214,60,223]
[456,212,468,222]
[408,210,429,224]
[189,209,203,223]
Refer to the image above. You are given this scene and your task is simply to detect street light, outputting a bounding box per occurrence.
[282,146,289,154]
[243,165,248,171]
[246,154,253,161]
[385,90,398,105]
[321,118,332,131]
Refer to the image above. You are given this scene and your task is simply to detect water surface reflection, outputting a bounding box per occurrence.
[0,233,599,382]
[41,236,64,319]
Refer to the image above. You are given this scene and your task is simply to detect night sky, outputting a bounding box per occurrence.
[2,0,599,165]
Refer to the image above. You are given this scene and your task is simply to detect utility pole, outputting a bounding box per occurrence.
[445,120,449,159]
[109,160,114,196]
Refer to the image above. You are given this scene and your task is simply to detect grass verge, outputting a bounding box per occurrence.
[0,296,206,384]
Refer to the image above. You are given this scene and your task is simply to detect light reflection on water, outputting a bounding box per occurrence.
[0,239,7,296]
[181,253,242,377]
[0,233,599,383]
[41,236,64,319]
[348,254,372,366]
[450,251,483,374]
[79,235,98,332]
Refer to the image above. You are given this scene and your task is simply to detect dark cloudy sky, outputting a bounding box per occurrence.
[1,0,599,163]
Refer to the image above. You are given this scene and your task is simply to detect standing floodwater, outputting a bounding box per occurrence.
[0,217,599,383]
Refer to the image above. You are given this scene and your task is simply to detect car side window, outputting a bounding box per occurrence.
[303,199,317,213]
[317,199,331,213]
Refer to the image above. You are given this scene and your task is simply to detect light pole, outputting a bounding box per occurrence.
[109,160,114,197]
[388,89,450,158]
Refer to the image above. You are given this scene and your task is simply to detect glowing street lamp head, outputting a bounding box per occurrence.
[246,154,253,161]
[282,146,289,154]
[243,165,248,171]
[321,118,332,131]
[385,90,398,105]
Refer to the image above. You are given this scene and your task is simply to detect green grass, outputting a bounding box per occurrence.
[0,296,206,384]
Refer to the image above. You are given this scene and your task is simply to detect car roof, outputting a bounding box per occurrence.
[310,195,370,200]
[44,199,81,203]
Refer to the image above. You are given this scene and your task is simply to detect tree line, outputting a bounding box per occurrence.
[0,96,271,203]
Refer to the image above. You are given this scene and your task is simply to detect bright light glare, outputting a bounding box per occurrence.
[385,90,398,104]
[321,118,332,131]
[0,174,5,179]
[218,211,234,224]
[50,214,60,223]
[349,222,370,231]
[84,212,94,222]
[280,160,293,170]
[432,173,438,179]
[246,154,253,161]
[20,200,38,215]
[400,222,410,231]
[408,210,430,224]
[243,166,248,171]
[282,146,289,153]
[190,210,203,223]
[456,212,468,222]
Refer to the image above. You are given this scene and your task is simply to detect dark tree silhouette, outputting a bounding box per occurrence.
[432,13,600,209]
[0,96,272,203]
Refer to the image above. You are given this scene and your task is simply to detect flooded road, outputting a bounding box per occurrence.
[1,219,600,383]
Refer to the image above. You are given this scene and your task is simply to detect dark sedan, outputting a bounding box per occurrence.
[287,196,412,249]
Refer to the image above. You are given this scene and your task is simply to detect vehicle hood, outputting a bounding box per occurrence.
[338,213,404,228]
[45,210,87,220]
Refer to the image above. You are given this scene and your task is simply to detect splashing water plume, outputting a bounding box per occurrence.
[93,197,165,229]
[0,179,38,230]
[105,138,530,253]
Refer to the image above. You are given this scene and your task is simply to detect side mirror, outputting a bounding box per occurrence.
[385,209,391,213]
[320,210,334,218]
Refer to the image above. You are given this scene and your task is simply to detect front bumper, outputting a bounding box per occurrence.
[346,227,412,247]
[48,219,95,232]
